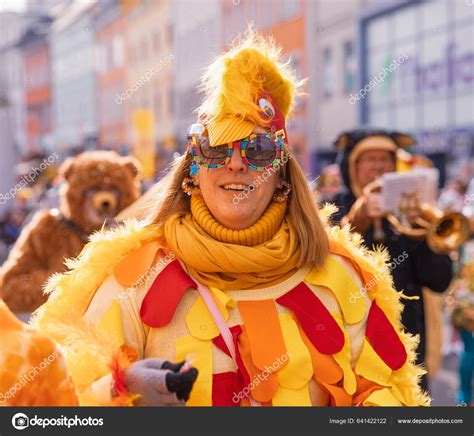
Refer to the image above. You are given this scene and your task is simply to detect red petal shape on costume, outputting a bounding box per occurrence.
[140,260,196,327]
[212,372,241,406]
[276,283,344,354]
[213,325,251,390]
[365,302,407,370]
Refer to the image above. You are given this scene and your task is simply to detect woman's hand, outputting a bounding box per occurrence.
[124,358,198,406]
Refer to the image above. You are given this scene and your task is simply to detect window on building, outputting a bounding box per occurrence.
[162,88,167,119]
[248,0,257,27]
[96,42,106,74]
[168,86,174,116]
[224,7,232,42]
[236,2,245,33]
[280,0,301,21]
[262,0,274,28]
[134,42,140,63]
[154,90,160,119]
[322,47,335,98]
[113,35,124,68]
[141,37,148,60]
[153,31,160,54]
[343,41,355,94]
[167,24,173,46]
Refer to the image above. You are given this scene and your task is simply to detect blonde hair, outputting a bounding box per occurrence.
[137,151,329,270]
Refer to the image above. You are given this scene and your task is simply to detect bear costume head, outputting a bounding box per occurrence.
[59,151,142,234]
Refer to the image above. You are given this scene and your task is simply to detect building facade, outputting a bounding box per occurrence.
[357,0,474,180]
[50,0,98,153]
[0,11,28,155]
[95,0,128,152]
[19,16,54,152]
[125,0,175,176]
[173,0,221,151]
[307,0,374,174]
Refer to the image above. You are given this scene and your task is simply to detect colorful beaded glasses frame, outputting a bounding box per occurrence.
[187,123,285,172]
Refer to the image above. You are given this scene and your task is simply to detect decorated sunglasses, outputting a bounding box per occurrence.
[187,123,285,171]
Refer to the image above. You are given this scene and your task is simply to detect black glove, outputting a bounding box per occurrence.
[124,358,198,406]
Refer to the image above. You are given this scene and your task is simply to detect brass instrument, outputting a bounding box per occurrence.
[363,179,470,254]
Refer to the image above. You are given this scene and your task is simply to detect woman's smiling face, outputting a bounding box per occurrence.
[196,126,279,230]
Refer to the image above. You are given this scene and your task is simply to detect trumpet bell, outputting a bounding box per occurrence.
[427,211,470,254]
[363,179,470,254]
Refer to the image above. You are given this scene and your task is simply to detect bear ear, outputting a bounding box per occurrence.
[123,156,142,180]
[391,132,416,149]
[333,133,352,150]
[59,157,76,182]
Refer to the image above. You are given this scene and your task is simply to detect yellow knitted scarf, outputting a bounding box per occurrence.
[162,195,300,290]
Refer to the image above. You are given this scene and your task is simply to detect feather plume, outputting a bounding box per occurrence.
[197,27,305,125]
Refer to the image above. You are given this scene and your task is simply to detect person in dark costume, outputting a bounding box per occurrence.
[331,129,453,392]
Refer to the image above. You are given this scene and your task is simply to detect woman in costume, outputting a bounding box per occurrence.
[33,32,429,407]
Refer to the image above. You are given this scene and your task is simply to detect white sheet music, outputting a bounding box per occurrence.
[381,168,439,214]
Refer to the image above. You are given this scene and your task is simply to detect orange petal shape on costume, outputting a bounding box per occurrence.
[319,381,352,406]
[352,374,385,406]
[114,241,162,287]
[296,318,343,385]
[237,327,279,403]
[237,300,287,371]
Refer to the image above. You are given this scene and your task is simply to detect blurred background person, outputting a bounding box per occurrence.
[313,163,342,205]
[0,209,28,249]
[331,128,454,392]
[447,259,474,406]
[445,177,474,405]
[439,179,468,213]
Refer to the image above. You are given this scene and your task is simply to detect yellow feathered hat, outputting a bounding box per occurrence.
[197,29,303,147]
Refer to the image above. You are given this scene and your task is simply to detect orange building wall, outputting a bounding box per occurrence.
[96,13,128,149]
[24,41,51,151]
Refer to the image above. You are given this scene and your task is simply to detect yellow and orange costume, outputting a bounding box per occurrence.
[31,204,428,406]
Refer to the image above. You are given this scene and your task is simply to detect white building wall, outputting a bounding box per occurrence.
[172,0,221,147]
[0,12,28,155]
[50,0,97,151]
[308,0,375,154]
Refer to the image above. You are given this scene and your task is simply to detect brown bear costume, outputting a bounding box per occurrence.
[0,151,142,314]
